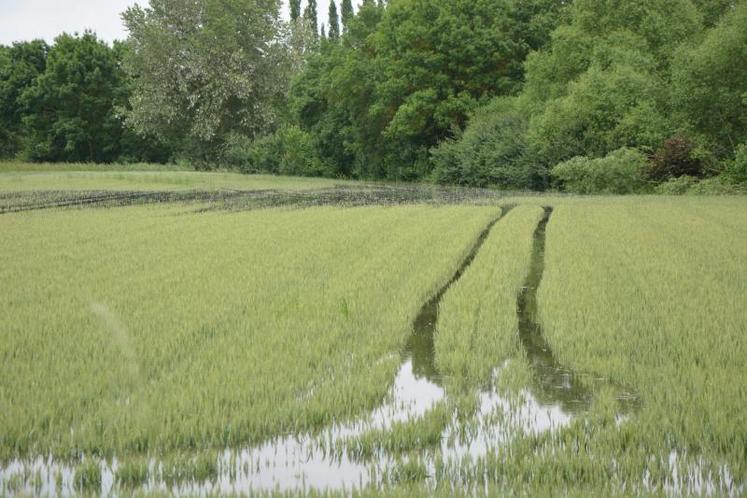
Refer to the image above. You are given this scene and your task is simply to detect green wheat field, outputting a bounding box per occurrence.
[1,163,745,497]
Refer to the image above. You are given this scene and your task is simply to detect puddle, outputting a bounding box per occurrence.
[0,358,438,496]
[438,363,572,467]
[170,355,443,494]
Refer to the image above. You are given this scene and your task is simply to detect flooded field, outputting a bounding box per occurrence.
[0,184,531,214]
[0,180,745,497]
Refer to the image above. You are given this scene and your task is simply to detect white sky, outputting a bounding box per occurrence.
[0,0,356,45]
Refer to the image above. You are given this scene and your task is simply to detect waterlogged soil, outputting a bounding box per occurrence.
[0,189,243,213]
[1,205,739,497]
[0,185,533,214]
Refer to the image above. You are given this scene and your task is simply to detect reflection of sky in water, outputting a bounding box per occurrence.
[161,356,445,494]
[439,364,571,465]
[0,357,565,496]
[369,358,445,430]
[0,360,741,497]
[0,360,575,496]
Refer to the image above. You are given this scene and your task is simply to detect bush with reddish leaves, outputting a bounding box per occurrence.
[646,135,705,181]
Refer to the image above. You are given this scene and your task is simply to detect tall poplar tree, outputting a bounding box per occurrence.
[304,0,319,38]
[340,0,353,32]
[289,0,301,21]
[328,1,340,40]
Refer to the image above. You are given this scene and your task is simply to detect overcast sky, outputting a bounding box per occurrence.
[0,0,355,45]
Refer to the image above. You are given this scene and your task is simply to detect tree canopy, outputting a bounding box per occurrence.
[289,0,568,180]
[430,0,747,191]
[0,40,48,157]
[2,0,746,194]
[122,0,291,163]
[0,34,165,163]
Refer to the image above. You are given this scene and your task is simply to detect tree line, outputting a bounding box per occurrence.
[1,0,745,193]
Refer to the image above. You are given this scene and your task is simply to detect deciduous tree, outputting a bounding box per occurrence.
[289,0,302,21]
[0,40,48,157]
[304,0,319,38]
[328,1,340,40]
[20,33,125,162]
[122,0,290,163]
[340,0,354,32]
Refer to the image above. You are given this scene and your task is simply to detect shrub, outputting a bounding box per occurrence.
[722,144,747,184]
[430,97,543,189]
[687,176,746,195]
[551,147,649,194]
[221,133,277,173]
[654,174,746,195]
[221,127,331,177]
[527,63,672,169]
[653,175,700,194]
[646,135,705,181]
[274,126,330,177]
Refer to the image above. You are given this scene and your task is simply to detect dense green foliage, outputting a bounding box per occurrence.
[1,0,745,193]
[221,125,330,176]
[671,4,747,159]
[290,0,302,20]
[260,0,744,192]
[0,34,166,163]
[430,98,536,189]
[288,0,567,180]
[22,33,167,163]
[327,1,341,40]
[551,148,649,194]
[429,0,746,192]
[725,144,747,183]
[341,0,354,32]
[0,40,48,157]
[304,0,320,41]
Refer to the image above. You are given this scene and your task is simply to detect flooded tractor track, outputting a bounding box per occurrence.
[408,205,514,382]
[518,207,641,414]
